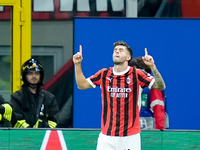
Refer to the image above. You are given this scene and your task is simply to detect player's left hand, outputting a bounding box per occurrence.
[142,48,155,68]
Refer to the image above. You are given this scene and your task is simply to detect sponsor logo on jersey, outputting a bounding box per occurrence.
[107,86,132,93]
[107,86,132,98]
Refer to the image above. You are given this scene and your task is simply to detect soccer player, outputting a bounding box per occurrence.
[73,41,166,150]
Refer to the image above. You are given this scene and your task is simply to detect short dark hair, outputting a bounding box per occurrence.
[129,56,151,73]
[113,41,133,62]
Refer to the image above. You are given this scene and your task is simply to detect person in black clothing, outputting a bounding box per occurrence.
[0,95,12,127]
[10,58,59,128]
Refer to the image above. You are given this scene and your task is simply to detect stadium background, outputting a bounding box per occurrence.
[0,0,200,149]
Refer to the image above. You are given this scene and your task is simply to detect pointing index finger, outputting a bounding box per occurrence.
[145,48,148,56]
[79,45,82,55]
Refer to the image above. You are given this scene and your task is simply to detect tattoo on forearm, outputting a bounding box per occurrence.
[153,69,160,78]
[152,69,166,90]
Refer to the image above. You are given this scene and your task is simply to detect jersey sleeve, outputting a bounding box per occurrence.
[136,68,155,89]
[86,68,106,88]
[149,89,165,130]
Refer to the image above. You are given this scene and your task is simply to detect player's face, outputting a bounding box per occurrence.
[26,70,40,85]
[113,45,131,65]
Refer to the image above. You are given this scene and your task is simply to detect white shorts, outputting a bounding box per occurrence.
[96,132,141,150]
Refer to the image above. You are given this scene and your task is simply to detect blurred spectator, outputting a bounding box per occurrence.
[138,0,162,17]
[138,0,181,18]
[129,56,169,130]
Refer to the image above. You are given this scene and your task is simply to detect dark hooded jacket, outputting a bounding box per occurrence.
[10,85,59,128]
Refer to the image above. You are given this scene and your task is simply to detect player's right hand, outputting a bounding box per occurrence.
[73,45,83,65]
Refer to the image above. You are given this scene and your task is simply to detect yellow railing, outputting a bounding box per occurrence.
[0,0,31,93]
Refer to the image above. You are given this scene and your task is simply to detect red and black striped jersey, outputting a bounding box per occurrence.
[87,66,154,137]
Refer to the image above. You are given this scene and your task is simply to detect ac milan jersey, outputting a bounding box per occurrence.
[87,66,154,137]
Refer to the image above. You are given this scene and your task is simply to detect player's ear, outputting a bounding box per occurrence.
[127,55,131,61]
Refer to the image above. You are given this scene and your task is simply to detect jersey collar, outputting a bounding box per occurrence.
[113,66,130,76]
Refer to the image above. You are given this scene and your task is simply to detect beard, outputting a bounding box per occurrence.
[113,58,124,65]
[113,55,126,65]
[114,61,122,65]
[28,77,40,88]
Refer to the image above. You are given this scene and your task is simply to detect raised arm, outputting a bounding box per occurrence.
[142,48,166,90]
[73,45,92,89]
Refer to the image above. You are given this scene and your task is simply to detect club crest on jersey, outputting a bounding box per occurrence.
[126,76,131,84]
